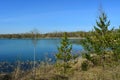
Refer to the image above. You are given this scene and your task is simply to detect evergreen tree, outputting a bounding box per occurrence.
[93,12,113,54]
[81,12,114,67]
[56,32,77,74]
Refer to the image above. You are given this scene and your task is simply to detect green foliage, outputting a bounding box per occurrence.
[81,60,90,71]
[56,32,78,74]
[81,12,120,67]
[56,32,72,62]
[111,27,120,61]
[82,53,91,61]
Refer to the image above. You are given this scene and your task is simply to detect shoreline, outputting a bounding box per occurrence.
[0,37,83,40]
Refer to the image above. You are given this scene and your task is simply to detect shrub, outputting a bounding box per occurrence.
[81,60,90,71]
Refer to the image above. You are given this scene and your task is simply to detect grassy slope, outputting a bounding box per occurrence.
[19,58,120,80]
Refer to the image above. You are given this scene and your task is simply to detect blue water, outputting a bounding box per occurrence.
[0,39,83,62]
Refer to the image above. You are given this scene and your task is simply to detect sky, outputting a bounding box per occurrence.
[0,0,120,34]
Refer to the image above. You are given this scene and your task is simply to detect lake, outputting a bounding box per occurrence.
[0,39,83,63]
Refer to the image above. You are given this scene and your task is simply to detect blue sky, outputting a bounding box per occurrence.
[0,0,120,34]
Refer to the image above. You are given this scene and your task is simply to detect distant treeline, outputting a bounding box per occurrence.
[0,31,89,39]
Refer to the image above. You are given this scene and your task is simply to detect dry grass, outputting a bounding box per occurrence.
[1,58,120,80]
[70,65,120,80]
[20,58,120,80]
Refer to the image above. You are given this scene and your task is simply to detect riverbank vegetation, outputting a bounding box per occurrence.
[0,11,120,80]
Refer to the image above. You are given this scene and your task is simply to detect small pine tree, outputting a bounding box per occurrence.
[93,12,113,55]
[81,12,114,67]
[56,32,77,74]
[94,13,120,62]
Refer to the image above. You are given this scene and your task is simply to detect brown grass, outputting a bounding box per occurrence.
[1,58,120,80]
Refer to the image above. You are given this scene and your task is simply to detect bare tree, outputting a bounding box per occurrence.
[31,28,39,80]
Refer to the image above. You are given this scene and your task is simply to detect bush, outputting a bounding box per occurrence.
[90,55,101,66]
[81,60,90,71]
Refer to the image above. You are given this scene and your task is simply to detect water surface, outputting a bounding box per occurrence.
[0,39,83,62]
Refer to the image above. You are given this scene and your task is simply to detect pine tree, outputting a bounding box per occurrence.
[81,12,114,67]
[93,12,113,53]
[56,32,77,74]
[94,13,120,63]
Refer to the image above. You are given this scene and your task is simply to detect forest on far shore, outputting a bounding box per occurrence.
[0,28,120,39]
[0,31,89,39]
